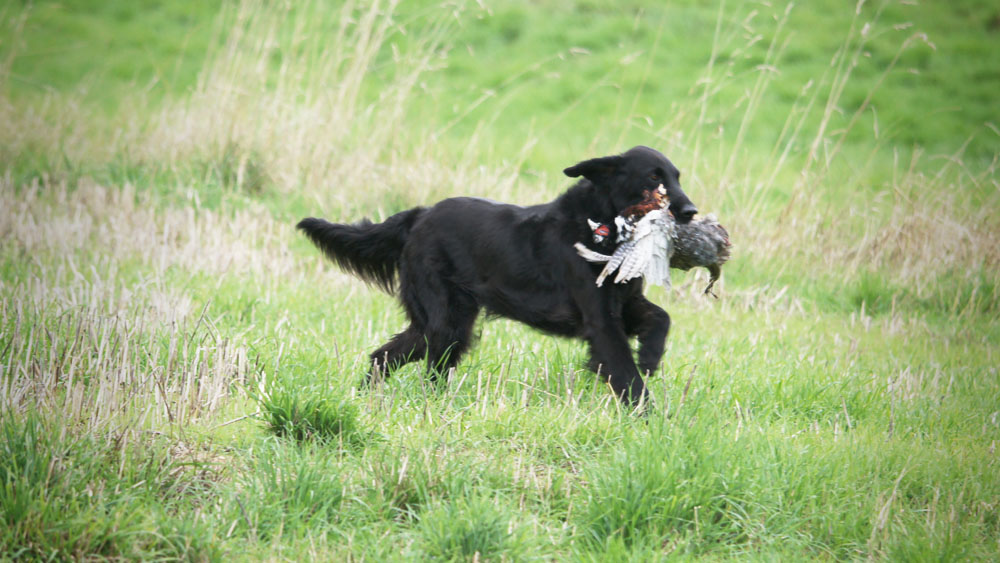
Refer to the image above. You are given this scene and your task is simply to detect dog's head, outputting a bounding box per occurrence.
[564,145,698,223]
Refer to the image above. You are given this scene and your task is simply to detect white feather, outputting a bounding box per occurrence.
[576,207,676,288]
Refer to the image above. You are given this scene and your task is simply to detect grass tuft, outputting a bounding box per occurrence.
[204,142,272,196]
[577,420,743,553]
[416,496,521,562]
[231,440,346,541]
[257,384,372,447]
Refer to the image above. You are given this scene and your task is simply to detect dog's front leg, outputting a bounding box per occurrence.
[568,270,648,406]
[586,323,648,406]
[623,293,671,377]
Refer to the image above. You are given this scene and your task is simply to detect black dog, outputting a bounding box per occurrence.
[297,146,697,405]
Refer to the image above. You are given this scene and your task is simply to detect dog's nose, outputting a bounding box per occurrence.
[675,204,698,223]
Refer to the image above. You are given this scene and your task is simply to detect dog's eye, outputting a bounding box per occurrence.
[649,173,660,182]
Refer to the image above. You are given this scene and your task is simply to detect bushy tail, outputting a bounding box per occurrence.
[297,208,424,293]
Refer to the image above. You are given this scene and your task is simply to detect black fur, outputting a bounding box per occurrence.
[297,146,697,406]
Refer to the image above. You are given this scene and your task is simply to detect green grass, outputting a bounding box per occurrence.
[3,0,221,110]
[417,496,523,561]
[5,0,1000,169]
[257,378,373,446]
[2,0,999,560]
[0,414,225,560]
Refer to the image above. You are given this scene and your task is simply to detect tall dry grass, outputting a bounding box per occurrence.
[0,178,300,433]
[136,0,528,213]
[0,296,251,433]
[648,0,1000,294]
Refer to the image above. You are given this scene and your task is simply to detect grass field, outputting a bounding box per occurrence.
[2,0,999,559]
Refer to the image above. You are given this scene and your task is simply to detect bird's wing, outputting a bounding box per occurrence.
[611,211,665,284]
[644,215,674,287]
[612,210,675,287]
[578,206,681,287]
[596,241,634,286]
[613,235,653,284]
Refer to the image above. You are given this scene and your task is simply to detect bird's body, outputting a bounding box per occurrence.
[671,214,731,296]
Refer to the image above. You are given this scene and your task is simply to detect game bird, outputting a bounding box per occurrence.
[575,187,731,296]
[669,214,731,297]
[574,185,676,287]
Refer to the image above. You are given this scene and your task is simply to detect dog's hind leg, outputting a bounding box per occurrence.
[423,290,479,383]
[366,325,427,385]
[395,249,479,385]
[623,295,671,377]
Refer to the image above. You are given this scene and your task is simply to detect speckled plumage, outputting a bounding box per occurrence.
[670,214,731,296]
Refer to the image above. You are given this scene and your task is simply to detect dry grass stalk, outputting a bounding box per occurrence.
[0,297,251,433]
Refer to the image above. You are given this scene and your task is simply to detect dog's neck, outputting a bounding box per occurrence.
[555,180,618,224]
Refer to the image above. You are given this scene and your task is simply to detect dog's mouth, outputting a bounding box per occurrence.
[669,204,697,224]
[671,212,693,224]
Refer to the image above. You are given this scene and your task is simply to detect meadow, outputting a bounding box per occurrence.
[1,0,999,559]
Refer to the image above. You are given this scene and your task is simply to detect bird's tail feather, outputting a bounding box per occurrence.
[574,243,612,263]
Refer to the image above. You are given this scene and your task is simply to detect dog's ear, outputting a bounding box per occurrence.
[563,155,625,181]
